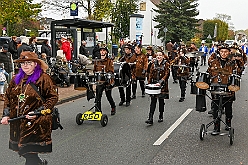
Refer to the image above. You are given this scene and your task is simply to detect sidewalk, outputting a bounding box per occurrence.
[0,85,87,116]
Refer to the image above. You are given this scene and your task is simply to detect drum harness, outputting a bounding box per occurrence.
[153,59,167,85]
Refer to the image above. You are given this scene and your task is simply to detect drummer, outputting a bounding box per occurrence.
[118,44,136,107]
[174,48,190,102]
[93,47,116,115]
[145,49,170,124]
[207,45,242,135]
[187,42,199,72]
[146,46,156,78]
[169,47,179,83]
[131,44,148,99]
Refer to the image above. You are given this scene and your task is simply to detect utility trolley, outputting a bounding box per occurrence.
[191,70,240,145]
[74,70,109,127]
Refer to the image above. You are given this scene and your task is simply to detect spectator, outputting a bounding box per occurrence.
[79,40,89,57]
[41,39,51,61]
[29,36,40,56]
[0,44,14,82]
[60,36,71,61]
[17,36,32,58]
[8,36,18,60]
[92,42,101,59]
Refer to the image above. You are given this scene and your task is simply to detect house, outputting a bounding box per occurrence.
[135,0,163,46]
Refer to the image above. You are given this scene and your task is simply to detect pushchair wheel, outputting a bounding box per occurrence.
[200,124,206,140]
[76,113,84,125]
[229,127,234,145]
[100,114,108,127]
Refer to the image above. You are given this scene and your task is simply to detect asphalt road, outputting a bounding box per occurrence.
[1,65,248,165]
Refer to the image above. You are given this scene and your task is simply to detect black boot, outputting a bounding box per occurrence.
[158,112,163,123]
[119,100,125,106]
[38,159,48,165]
[145,113,153,125]
[179,97,185,102]
[111,107,116,115]
[211,120,220,136]
[142,91,145,97]
[225,118,232,131]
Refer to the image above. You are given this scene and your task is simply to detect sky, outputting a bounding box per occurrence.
[197,0,248,30]
[37,0,248,30]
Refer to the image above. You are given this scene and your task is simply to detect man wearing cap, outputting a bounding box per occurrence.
[207,45,242,135]
[118,44,136,107]
[0,44,14,82]
[199,41,208,66]
[93,47,116,115]
[146,46,156,79]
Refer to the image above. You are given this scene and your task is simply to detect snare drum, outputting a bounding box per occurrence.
[209,83,230,95]
[94,72,106,85]
[190,82,206,95]
[195,72,210,89]
[114,62,131,87]
[87,74,96,85]
[145,84,161,95]
[74,73,87,91]
[228,74,241,92]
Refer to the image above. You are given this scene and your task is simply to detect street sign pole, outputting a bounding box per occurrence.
[163,27,167,53]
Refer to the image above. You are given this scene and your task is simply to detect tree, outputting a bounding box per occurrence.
[153,0,199,43]
[111,0,139,43]
[0,0,41,36]
[42,0,112,20]
[203,19,228,42]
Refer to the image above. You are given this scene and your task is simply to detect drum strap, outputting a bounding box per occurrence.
[154,60,167,81]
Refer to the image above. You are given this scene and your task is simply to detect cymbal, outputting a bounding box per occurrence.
[186,51,204,57]
[71,63,80,66]
[212,68,230,75]
[173,64,189,67]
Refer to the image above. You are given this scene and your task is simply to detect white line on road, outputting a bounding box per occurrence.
[153,108,193,146]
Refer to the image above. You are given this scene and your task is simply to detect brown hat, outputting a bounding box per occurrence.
[124,44,133,49]
[146,46,153,50]
[15,51,48,72]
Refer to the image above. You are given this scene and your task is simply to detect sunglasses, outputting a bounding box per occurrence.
[20,61,34,66]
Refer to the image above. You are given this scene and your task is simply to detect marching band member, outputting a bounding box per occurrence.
[207,45,242,135]
[146,46,156,79]
[174,48,190,102]
[145,50,170,124]
[187,42,199,72]
[131,44,148,99]
[118,44,136,107]
[199,41,208,66]
[169,47,179,83]
[93,47,116,115]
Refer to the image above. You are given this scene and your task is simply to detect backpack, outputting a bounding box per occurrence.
[0,71,6,82]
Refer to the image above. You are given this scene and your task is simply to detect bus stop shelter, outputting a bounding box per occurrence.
[51,18,114,59]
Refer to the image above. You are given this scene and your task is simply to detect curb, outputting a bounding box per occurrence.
[56,92,87,106]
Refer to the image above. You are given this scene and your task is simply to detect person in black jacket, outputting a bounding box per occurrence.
[79,40,89,57]
[0,44,13,82]
[92,43,101,59]
[29,36,40,57]
[41,39,51,62]
[17,37,32,58]
[8,36,18,60]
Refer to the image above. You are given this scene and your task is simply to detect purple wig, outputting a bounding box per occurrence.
[14,64,43,85]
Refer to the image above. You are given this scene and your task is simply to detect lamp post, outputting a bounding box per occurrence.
[150,9,153,46]
[163,27,167,53]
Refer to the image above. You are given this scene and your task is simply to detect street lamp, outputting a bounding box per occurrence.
[150,9,153,46]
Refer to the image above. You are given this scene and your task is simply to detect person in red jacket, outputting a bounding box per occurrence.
[60,36,71,61]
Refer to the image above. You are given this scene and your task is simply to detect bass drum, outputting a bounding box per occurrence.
[74,73,88,91]
[114,62,131,87]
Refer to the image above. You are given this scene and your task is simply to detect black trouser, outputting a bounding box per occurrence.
[59,73,70,85]
[118,85,131,102]
[212,97,233,119]
[132,79,145,96]
[179,78,187,98]
[171,66,178,81]
[201,55,206,65]
[23,153,41,165]
[149,96,165,114]
[95,85,115,111]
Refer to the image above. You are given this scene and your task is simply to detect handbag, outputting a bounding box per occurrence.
[30,83,63,130]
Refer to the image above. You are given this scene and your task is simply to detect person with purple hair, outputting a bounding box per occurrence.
[1,51,58,165]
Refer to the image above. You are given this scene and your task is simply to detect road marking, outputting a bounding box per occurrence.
[153,108,193,146]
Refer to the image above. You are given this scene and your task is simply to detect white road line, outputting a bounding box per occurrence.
[153,108,193,146]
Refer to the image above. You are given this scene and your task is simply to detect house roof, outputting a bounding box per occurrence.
[150,0,161,5]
